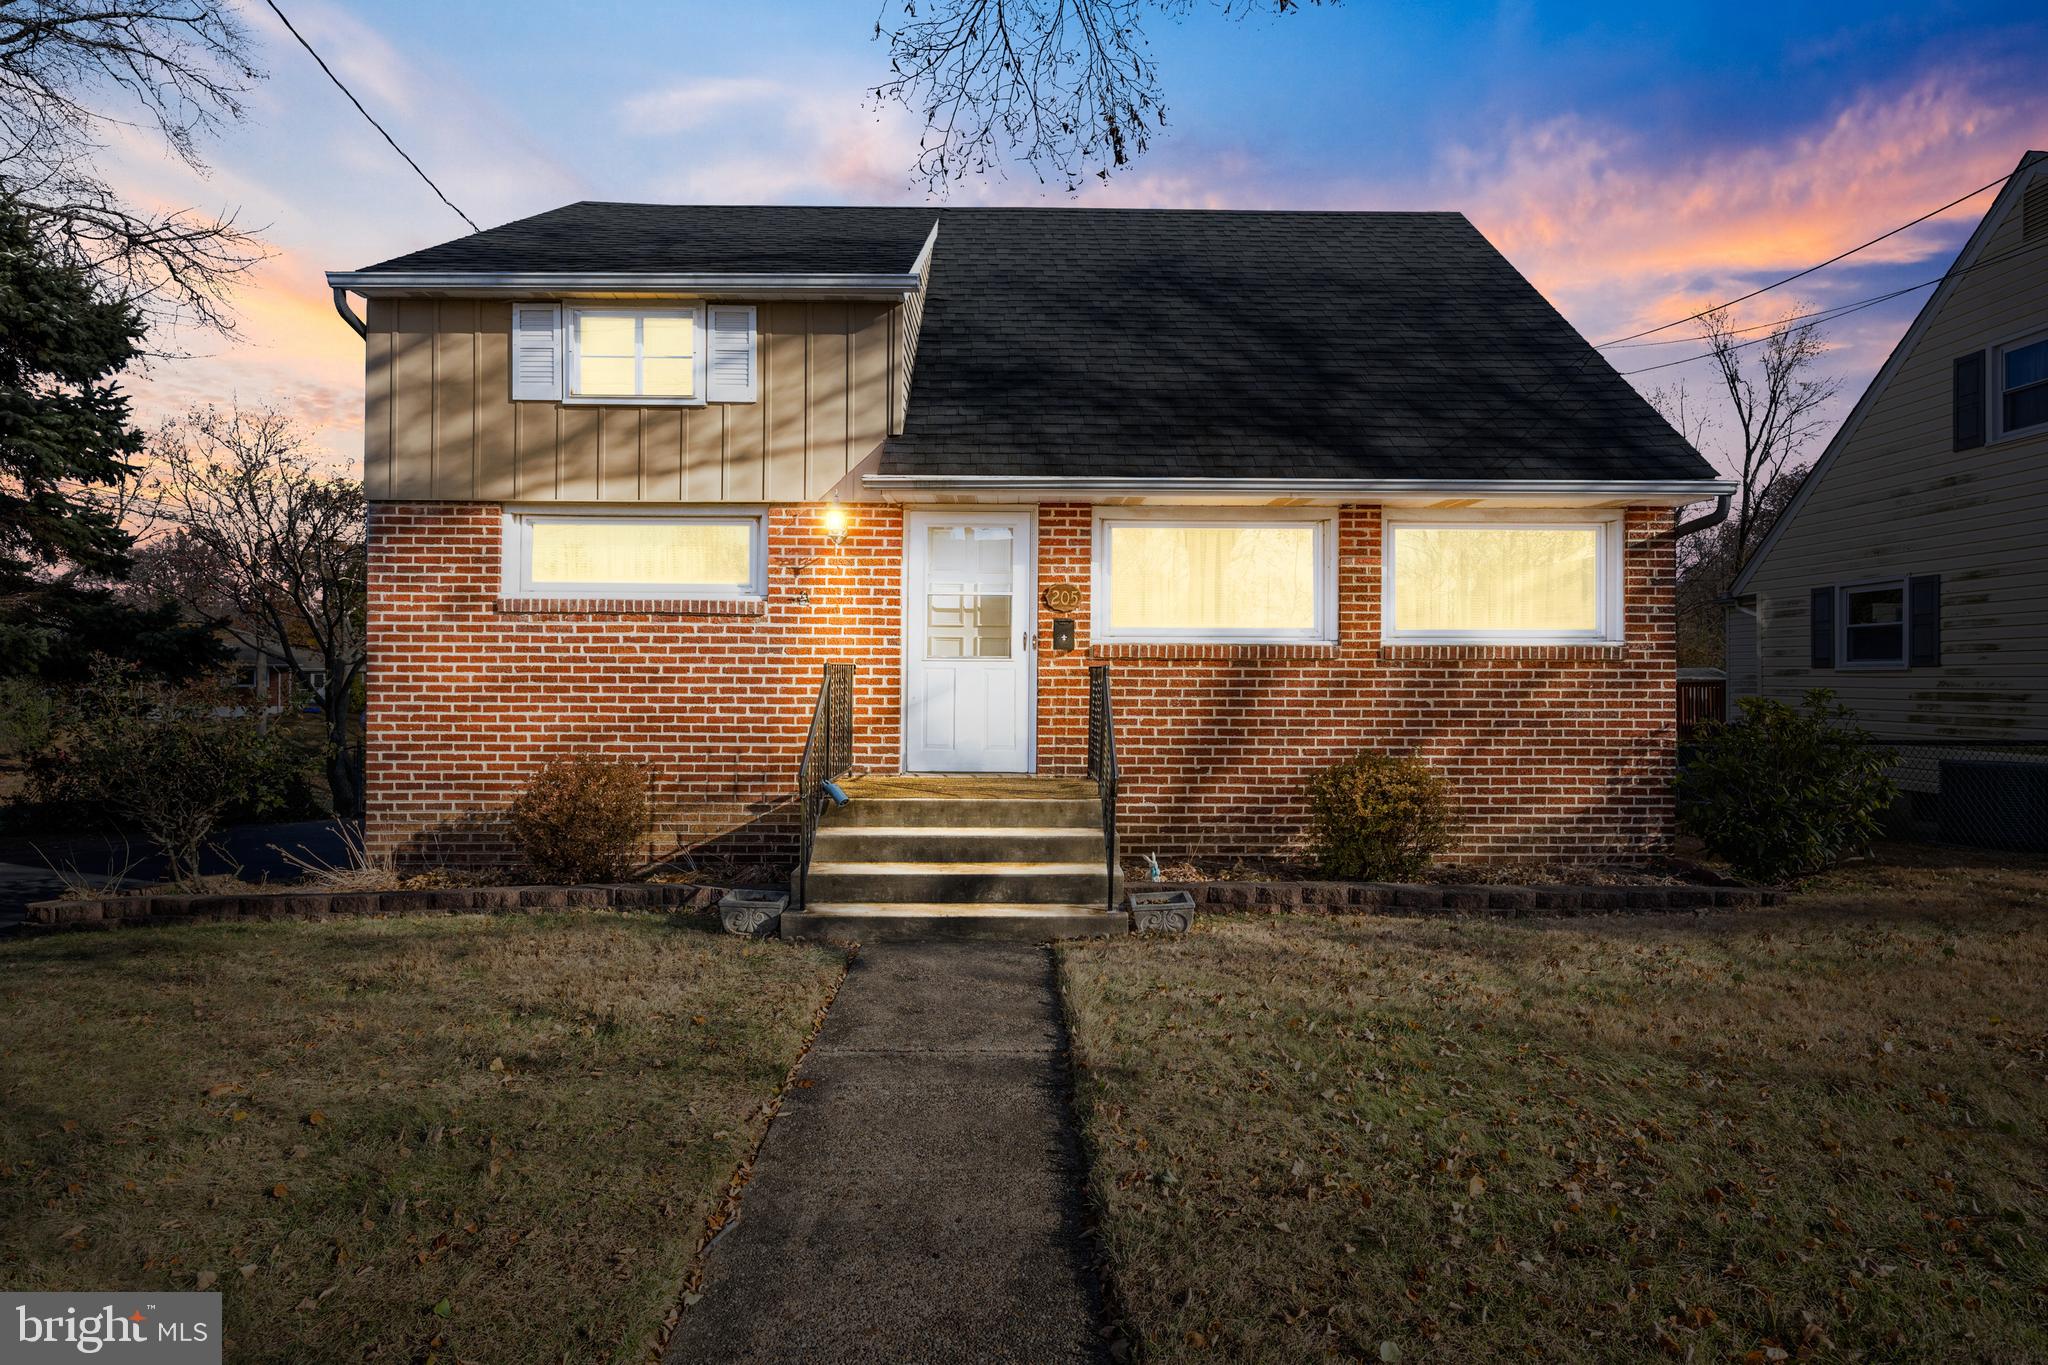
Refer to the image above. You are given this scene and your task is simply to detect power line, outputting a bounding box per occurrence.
[1612,237,2048,377]
[1593,167,2017,348]
[263,0,480,234]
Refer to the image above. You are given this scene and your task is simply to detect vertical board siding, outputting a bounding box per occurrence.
[1742,174,2048,738]
[365,299,898,506]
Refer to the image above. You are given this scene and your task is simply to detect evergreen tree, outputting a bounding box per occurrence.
[0,197,216,680]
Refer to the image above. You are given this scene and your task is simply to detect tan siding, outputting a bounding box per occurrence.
[895,259,930,435]
[363,299,396,500]
[1743,172,2048,738]
[365,297,900,506]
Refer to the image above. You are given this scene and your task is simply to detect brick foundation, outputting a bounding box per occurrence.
[365,501,1677,868]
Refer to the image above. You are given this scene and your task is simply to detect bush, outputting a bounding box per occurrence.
[1676,689,1897,884]
[1305,750,1456,880]
[508,756,650,884]
[29,662,298,880]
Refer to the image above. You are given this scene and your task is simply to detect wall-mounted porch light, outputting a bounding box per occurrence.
[788,499,851,604]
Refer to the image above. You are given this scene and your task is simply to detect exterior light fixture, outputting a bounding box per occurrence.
[822,499,850,543]
[790,500,851,605]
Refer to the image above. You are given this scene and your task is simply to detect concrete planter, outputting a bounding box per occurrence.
[1128,888,1198,934]
[719,889,788,936]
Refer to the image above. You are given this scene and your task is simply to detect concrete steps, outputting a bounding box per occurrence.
[782,776,1123,941]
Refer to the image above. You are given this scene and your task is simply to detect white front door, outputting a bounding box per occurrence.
[905,510,1035,772]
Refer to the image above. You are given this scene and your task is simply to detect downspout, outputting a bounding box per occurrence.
[1654,493,1730,542]
[332,286,367,338]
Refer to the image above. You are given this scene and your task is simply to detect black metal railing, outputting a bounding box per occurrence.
[793,663,856,910]
[1086,664,1120,913]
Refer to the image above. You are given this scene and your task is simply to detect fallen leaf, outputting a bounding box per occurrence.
[306,1110,326,1126]
[432,1298,452,1318]
[1380,1342,1402,1363]
[194,1271,217,1290]
[270,1184,289,1200]
[487,1058,504,1073]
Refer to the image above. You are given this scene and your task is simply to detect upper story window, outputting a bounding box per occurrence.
[1998,330,2048,438]
[1092,509,1337,644]
[1384,513,1623,643]
[511,303,758,406]
[568,307,701,403]
[501,507,767,600]
[1839,579,1907,667]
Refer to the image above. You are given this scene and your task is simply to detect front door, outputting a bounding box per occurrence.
[905,510,1035,772]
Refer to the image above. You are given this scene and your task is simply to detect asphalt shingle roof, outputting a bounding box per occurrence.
[357,204,1714,484]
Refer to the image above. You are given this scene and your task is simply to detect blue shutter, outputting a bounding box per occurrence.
[1908,575,1941,667]
[1952,353,1985,451]
[1809,588,1835,669]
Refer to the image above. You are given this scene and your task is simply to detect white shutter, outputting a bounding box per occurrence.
[511,303,562,401]
[705,305,758,403]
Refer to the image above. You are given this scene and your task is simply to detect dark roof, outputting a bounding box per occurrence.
[363,205,1714,484]
[356,203,934,276]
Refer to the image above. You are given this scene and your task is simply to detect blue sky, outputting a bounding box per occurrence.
[112,1,2048,472]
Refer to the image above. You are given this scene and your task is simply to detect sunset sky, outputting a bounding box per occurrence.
[109,0,2048,476]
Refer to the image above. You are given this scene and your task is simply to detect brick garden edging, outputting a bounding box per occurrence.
[1175,879,1777,914]
[24,882,730,931]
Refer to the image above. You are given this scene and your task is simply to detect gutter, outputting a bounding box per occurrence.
[1652,492,1731,543]
[861,474,1738,501]
[322,269,923,300]
[332,286,367,338]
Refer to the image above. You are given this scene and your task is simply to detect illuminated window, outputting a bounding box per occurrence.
[502,509,765,599]
[1093,511,1335,642]
[566,307,702,402]
[1385,517,1620,642]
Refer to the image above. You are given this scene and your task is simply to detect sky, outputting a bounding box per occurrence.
[104,0,2048,477]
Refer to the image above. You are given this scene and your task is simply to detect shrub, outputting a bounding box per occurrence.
[1676,689,1897,884]
[30,662,297,880]
[1305,750,1456,880]
[508,756,650,884]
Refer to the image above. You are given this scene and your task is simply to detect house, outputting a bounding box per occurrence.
[326,204,1729,900]
[1725,151,2048,848]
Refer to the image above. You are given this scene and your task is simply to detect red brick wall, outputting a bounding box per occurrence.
[1032,503,1678,862]
[366,500,1676,868]
[364,501,903,868]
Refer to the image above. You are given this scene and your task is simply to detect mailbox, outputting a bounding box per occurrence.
[1051,618,1076,651]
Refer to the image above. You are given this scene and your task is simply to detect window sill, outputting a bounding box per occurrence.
[1378,641,1627,660]
[496,596,766,617]
[1089,641,1342,660]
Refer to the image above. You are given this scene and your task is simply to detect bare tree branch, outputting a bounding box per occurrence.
[0,0,269,334]
[872,0,1331,191]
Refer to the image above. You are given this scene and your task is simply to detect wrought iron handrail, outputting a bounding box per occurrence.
[1086,664,1119,914]
[793,663,855,911]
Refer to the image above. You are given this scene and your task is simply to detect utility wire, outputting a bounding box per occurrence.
[1593,167,2017,347]
[1613,237,2048,377]
[263,0,481,234]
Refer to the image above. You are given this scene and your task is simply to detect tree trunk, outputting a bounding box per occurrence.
[324,687,363,823]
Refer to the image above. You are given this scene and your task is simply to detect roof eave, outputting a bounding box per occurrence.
[324,269,922,300]
[861,474,1736,507]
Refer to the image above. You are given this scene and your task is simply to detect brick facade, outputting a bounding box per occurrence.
[365,501,1677,868]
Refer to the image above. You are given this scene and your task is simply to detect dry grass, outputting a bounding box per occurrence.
[0,913,843,1363]
[1059,846,2048,1363]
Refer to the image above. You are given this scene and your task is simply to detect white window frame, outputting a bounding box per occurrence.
[1090,506,1338,645]
[500,505,768,600]
[1381,509,1625,645]
[562,304,707,406]
[1836,577,1909,670]
[1991,325,2048,442]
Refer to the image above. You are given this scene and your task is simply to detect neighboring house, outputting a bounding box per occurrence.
[1727,150,2048,740]
[226,636,324,716]
[327,205,1729,875]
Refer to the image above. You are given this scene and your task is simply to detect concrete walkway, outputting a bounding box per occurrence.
[665,941,1107,1365]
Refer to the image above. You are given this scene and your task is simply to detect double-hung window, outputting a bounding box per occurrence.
[1092,509,1337,643]
[1384,513,1623,643]
[565,306,703,403]
[502,507,767,600]
[1838,579,1908,667]
[1996,329,2048,439]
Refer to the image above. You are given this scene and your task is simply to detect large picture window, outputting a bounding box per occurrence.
[1092,510,1336,643]
[1384,515,1621,642]
[565,306,703,403]
[502,508,766,599]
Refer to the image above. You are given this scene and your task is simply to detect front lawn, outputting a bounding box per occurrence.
[1060,848,2048,1362]
[0,913,842,1362]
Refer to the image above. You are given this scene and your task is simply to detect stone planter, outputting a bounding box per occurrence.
[719,889,788,937]
[1128,888,1197,934]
